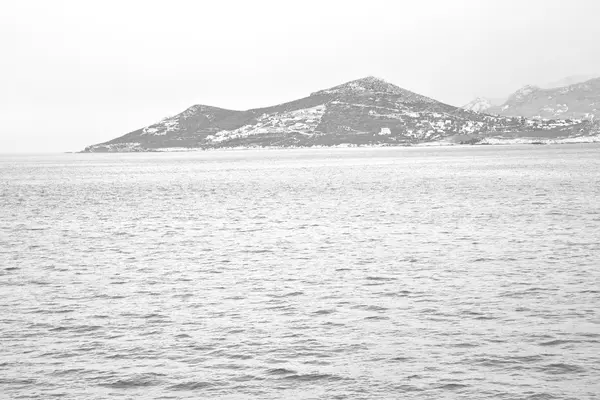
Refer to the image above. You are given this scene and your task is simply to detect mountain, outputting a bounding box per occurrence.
[462,96,510,113]
[463,74,599,117]
[83,76,600,152]
[462,97,493,113]
[486,78,600,120]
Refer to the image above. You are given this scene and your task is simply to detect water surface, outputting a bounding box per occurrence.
[1,145,600,399]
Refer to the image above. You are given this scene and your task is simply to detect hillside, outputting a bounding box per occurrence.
[465,77,600,121]
[485,78,600,120]
[462,75,599,115]
[82,77,599,152]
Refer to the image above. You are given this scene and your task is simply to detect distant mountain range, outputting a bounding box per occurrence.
[463,75,600,120]
[83,76,600,152]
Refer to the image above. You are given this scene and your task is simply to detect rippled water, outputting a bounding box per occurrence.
[1,145,600,399]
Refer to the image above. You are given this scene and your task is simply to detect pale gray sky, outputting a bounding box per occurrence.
[1,0,599,153]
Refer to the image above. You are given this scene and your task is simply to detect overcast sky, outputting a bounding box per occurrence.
[1,0,599,153]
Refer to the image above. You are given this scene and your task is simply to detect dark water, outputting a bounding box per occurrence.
[1,145,600,399]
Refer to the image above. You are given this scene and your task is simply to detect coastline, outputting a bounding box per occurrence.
[78,135,600,153]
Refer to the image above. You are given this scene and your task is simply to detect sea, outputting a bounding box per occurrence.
[1,144,599,400]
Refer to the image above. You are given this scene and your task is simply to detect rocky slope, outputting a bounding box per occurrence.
[484,78,600,121]
[464,76,600,120]
[83,76,600,152]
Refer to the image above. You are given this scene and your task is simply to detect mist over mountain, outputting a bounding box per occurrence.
[541,74,599,89]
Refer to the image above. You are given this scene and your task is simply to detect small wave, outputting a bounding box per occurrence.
[73,325,102,333]
[393,384,424,392]
[539,339,580,347]
[364,315,389,320]
[49,368,86,376]
[142,313,168,319]
[322,321,345,327]
[100,378,160,389]
[383,290,411,297]
[28,280,51,285]
[525,394,560,400]
[486,354,544,366]
[579,332,600,338]
[313,309,335,315]
[526,287,556,292]
[232,374,263,382]
[139,329,162,336]
[366,276,397,281]
[453,342,480,348]
[96,294,126,300]
[227,354,253,360]
[266,368,296,375]
[167,381,214,390]
[351,304,388,312]
[300,360,331,366]
[0,378,36,385]
[39,350,78,359]
[390,356,413,362]
[437,383,469,390]
[540,363,585,375]
[471,356,515,367]
[223,295,245,300]
[367,305,388,311]
[282,373,345,382]
[281,291,304,297]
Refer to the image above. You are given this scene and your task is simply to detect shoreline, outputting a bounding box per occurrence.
[78,136,600,153]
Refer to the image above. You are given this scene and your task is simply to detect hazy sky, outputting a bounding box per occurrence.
[1,0,599,153]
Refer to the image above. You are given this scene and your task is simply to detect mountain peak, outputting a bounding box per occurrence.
[311,76,436,103]
[506,84,541,103]
[315,76,401,95]
[351,75,391,85]
[462,97,493,113]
